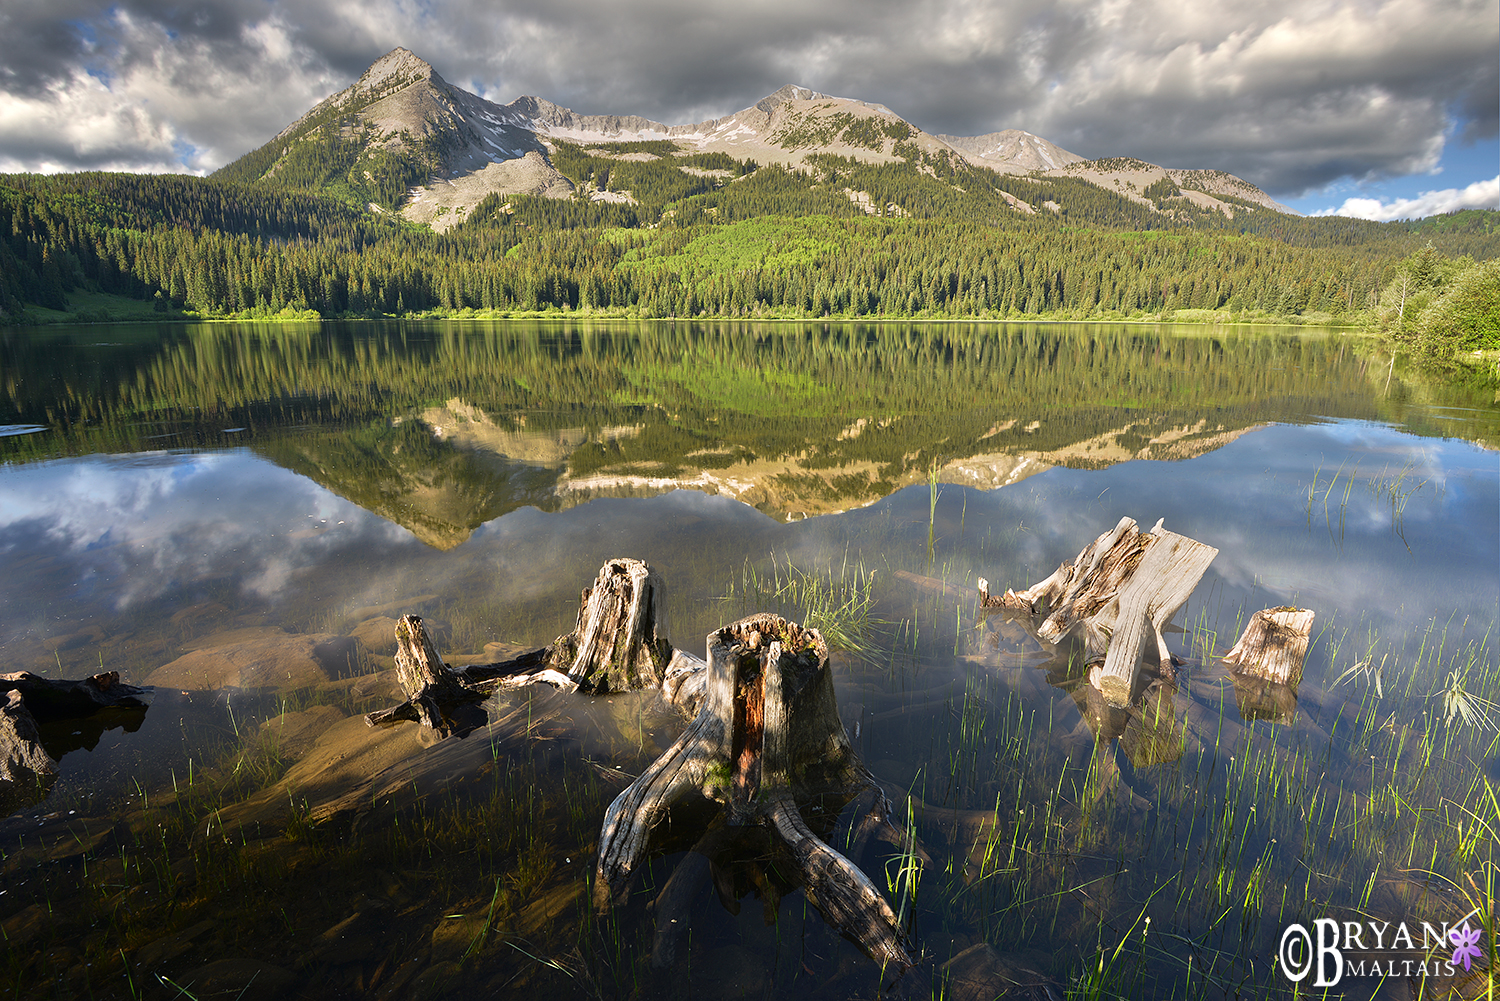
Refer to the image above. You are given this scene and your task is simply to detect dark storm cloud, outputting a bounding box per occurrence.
[0,0,1495,197]
[1454,58,1499,141]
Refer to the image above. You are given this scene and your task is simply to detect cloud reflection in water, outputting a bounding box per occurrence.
[0,418,1493,692]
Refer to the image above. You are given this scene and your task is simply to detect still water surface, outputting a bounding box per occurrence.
[0,320,1496,1000]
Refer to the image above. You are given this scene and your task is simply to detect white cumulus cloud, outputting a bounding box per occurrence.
[1312,176,1500,220]
[0,0,1494,197]
[0,69,187,174]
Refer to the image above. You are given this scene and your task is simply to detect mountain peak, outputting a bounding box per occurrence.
[938,130,1085,172]
[755,84,827,115]
[221,51,1293,230]
[355,47,439,93]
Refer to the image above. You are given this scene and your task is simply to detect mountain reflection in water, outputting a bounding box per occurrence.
[0,319,1496,1000]
[8,318,1496,546]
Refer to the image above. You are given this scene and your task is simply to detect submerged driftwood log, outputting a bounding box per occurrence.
[988,517,1217,708]
[0,671,152,813]
[595,613,913,971]
[0,690,56,812]
[0,671,152,720]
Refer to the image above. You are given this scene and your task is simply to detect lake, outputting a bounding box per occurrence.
[1,319,1496,1000]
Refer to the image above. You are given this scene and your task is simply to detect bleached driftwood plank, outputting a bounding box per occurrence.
[1091,528,1218,708]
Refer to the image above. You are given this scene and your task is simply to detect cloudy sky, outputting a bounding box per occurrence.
[0,0,1494,219]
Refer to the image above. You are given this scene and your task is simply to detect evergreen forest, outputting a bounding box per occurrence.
[2,143,1498,357]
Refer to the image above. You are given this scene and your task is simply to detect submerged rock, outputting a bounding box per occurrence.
[349,616,402,656]
[176,958,295,999]
[147,628,362,690]
[258,705,348,759]
[940,943,1058,1001]
[311,908,386,965]
[132,919,216,969]
[0,904,50,949]
[210,713,428,833]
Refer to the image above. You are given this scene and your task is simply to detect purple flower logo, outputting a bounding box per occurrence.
[1449,922,1483,972]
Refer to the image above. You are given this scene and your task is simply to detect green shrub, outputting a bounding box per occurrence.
[1414,258,1500,355]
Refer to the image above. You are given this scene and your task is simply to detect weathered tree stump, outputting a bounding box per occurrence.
[365,615,487,735]
[362,564,909,970]
[550,558,673,693]
[473,557,698,700]
[366,559,704,735]
[658,648,707,715]
[992,517,1151,640]
[1222,607,1314,724]
[594,613,913,971]
[992,518,1217,709]
[1222,607,1315,685]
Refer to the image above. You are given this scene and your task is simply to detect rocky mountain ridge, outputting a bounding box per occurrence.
[218,47,1296,230]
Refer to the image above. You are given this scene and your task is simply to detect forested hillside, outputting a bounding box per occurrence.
[2,161,1496,331]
